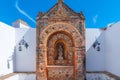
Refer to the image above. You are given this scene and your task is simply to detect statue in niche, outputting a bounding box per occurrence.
[56,43,65,60]
[58,45,64,60]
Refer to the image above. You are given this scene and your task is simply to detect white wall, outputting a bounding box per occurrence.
[15,28,36,72]
[19,23,30,28]
[0,21,36,75]
[13,20,30,28]
[86,21,120,77]
[0,22,15,76]
[86,29,102,51]
[15,28,29,44]
[105,21,120,76]
[86,31,105,71]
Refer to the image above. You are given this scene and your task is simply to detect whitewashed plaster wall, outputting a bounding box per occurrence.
[86,21,120,76]
[13,21,30,28]
[105,21,120,76]
[19,23,30,28]
[0,22,15,76]
[15,28,36,72]
[15,28,29,44]
[86,29,102,51]
[86,31,106,71]
[0,21,36,74]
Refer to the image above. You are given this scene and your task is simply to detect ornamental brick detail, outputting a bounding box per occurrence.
[36,0,85,80]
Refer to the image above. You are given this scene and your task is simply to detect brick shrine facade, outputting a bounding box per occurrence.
[36,0,86,80]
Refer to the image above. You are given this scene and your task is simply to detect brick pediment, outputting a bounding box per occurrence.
[39,1,84,21]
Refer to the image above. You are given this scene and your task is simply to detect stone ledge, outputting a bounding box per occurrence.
[15,72,35,74]
[0,73,17,80]
[0,72,36,80]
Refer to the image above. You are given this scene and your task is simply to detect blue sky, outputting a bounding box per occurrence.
[0,0,120,28]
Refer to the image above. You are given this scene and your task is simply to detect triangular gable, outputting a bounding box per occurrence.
[44,2,79,19]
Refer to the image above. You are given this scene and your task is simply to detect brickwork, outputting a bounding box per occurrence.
[36,0,85,80]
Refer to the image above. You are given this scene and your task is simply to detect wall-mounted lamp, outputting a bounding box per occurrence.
[93,40,101,51]
[18,37,29,51]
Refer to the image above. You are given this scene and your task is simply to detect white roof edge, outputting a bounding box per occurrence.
[0,21,15,29]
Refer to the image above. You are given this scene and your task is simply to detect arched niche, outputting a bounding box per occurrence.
[37,22,85,80]
[47,31,74,66]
